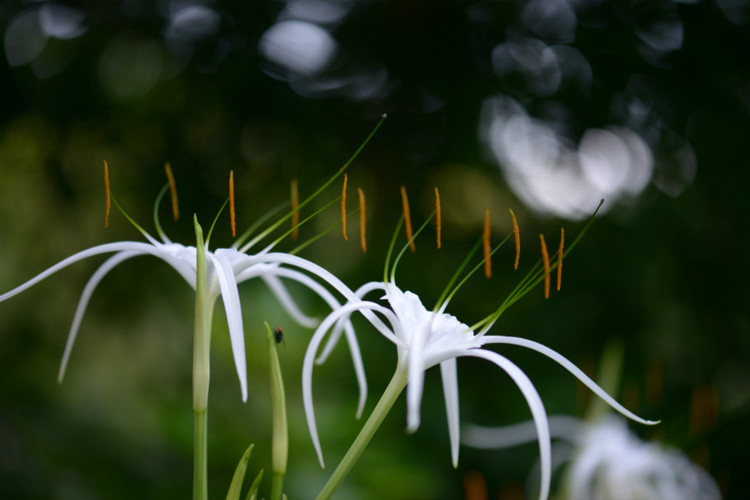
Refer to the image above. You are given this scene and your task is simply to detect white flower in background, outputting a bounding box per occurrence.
[464,415,721,500]
[569,416,721,500]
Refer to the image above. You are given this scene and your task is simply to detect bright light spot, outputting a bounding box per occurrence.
[635,12,684,52]
[39,4,86,40]
[491,39,561,97]
[4,10,46,67]
[283,0,352,25]
[259,20,337,77]
[480,95,655,220]
[164,5,221,56]
[522,0,577,43]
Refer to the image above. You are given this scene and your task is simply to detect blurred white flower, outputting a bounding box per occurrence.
[464,415,721,500]
[567,416,720,500]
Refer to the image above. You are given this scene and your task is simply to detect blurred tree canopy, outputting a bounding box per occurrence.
[1,1,749,499]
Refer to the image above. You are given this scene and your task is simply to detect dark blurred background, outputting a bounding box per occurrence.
[0,1,748,499]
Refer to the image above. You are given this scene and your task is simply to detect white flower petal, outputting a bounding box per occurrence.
[267,266,369,419]
[303,300,400,467]
[211,253,248,402]
[482,335,658,425]
[0,241,162,303]
[462,415,584,449]
[59,250,143,382]
[440,358,460,468]
[261,274,319,328]
[463,349,551,500]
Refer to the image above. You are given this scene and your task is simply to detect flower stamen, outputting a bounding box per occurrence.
[540,233,550,299]
[400,186,416,253]
[342,174,348,241]
[557,228,565,291]
[164,161,179,222]
[509,209,520,270]
[358,187,367,253]
[483,208,492,278]
[435,187,442,249]
[229,170,236,237]
[291,178,299,241]
[104,161,110,228]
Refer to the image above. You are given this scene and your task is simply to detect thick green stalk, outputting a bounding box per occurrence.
[194,217,213,500]
[315,368,408,500]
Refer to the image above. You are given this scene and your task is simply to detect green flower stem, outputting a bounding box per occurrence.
[315,367,408,500]
[266,324,288,500]
[194,217,213,500]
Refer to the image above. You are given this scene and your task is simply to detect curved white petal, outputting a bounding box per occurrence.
[266,266,369,418]
[462,415,584,449]
[318,280,386,363]
[261,252,393,336]
[462,349,551,500]
[211,253,248,402]
[303,300,400,468]
[440,358,460,468]
[59,250,143,382]
[261,274,319,328]
[0,241,166,303]
[481,336,659,425]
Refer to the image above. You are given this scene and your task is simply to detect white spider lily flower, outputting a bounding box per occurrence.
[303,279,655,500]
[464,415,721,500]
[0,225,368,405]
[305,202,657,500]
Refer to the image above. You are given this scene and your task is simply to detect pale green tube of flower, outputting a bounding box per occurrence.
[266,323,288,500]
[194,217,212,500]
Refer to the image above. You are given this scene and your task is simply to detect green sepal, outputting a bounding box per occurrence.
[245,469,264,500]
[226,444,255,500]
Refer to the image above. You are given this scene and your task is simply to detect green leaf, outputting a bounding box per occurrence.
[245,469,264,500]
[226,444,255,500]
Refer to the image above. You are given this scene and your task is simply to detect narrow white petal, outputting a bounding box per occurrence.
[482,336,659,425]
[462,415,584,449]
[464,349,551,500]
[440,358,460,468]
[262,253,393,335]
[406,324,428,432]
[59,251,142,382]
[317,281,386,363]
[261,274,319,328]
[266,266,370,418]
[211,253,248,402]
[303,300,401,467]
[0,241,160,302]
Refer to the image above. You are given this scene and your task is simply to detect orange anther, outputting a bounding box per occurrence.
[540,233,550,299]
[463,470,488,500]
[291,178,299,241]
[104,161,110,228]
[509,209,520,269]
[400,186,416,253]
[483,208,492,278]
[435,186,442,249]
[341,174,348,241]
[229,170,236,238]
[164,162,179,222]
[557,227,565,291]
[358,187,367,253]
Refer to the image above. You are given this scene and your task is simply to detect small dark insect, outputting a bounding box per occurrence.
[273,326,285,346]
